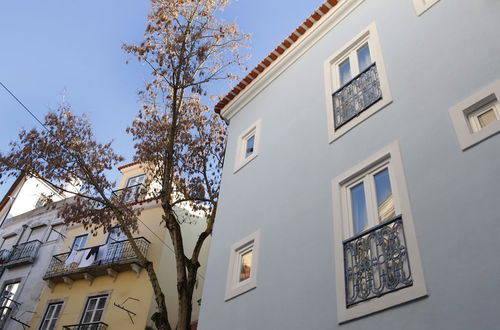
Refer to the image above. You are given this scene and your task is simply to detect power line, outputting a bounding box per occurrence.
[0,81,206,281]
[0,81,49,131]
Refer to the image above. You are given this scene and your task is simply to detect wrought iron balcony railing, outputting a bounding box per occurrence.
[4,240,42,268]
[112,184,146,204]
[43,237,150,281]
[343,215,413,307]
[332,62,382,129]
[62,322,108,330]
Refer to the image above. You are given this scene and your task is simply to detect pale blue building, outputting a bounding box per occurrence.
[199,0,500,329]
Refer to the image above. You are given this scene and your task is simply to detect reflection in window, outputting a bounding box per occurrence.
[357,43,372,72]
[477,109,497,128]
[239,250,252,282]
[245,135,255,158]
[339,58,352,86]
[350,183,368,233]
[374,168,395,222]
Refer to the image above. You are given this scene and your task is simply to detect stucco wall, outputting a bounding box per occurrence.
[199,0,500,329]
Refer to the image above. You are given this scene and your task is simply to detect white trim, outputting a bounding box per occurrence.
[233,119,262,173]
[412,0,441,16]
[225,229,261,301]
[324,22,393,143]
[332,141,426,323]
[448,80,500,150]
[220,0,366,120]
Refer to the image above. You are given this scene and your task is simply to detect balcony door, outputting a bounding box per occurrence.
[0,281,20,328]
[106,227,126,262]
[123,174,145,203]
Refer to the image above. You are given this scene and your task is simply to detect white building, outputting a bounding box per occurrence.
[0,176,70,329]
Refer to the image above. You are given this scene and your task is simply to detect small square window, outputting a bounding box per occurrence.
[449,80,500,150]
[234,119,261,173]
[468,101,500,133]
[245,135,255,158]
[225,230,260,301]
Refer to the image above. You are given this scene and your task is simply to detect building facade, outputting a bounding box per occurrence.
[29,163,209,330]
[0,176,69,329]
[199,0,500,329]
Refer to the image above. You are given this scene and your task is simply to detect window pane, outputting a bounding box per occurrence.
[339,58,351,86]
[245,135,255,158]
[478,108,497,128]
[350,183,368,233]
[357,43,372,72]
[93,309,103,322]
[83,311,93,323]
[374,168,396,222]
[239,250,252,282]
[97,297,107,309]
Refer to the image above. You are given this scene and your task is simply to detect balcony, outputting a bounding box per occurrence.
[1,240,42,269]
[62,322,108,330]
[332,62,382,129]
[43,237,150,286]
[343,215,413,307]
[112,184,146,204]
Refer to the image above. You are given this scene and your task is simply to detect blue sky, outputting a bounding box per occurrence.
[0,0,324,197]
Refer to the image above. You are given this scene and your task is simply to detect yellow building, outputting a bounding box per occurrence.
[29,163,209,330]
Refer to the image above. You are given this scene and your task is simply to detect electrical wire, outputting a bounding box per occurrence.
[0,80,206,281]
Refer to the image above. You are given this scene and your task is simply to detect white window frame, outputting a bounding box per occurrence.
[80,293,109,325]
[412,0,441,16]
[225,230,261,301]
[324,22,392,143]
[448,80,500,150]
[233,119,261,173]
[39,301,64,330]
[331,142,426,323]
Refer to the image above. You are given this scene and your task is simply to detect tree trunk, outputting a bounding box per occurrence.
[145,262,172,330]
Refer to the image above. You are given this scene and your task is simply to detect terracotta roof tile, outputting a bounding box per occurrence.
[214,0,340,114]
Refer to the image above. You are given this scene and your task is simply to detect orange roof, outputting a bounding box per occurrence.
[215,0,339,114]
[117,161,140,171]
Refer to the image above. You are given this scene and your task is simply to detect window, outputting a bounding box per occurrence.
[468,100,499,133]
[449,80,500,150]
[324,23,392,142]
[46,224,64,242]
[412,0,441,16]
[225,230,260,300]
[234,119,261,173]
[81,295,108,325]
[39,302,63,330]
[106,227,125,243]
[71,234,88,251]
[0,281,20,327]
[122,174,146,203]
[332,142,426,323]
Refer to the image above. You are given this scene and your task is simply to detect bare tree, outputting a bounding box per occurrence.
[123,0,247,328]
[0,0,247,329]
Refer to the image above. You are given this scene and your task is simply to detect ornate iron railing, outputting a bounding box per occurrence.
[112,184,146,204]
[5,240,42,267]
[62,322,108,330]
[343,215,413,307]
[44,237,150,279]
[332,62,382,129]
